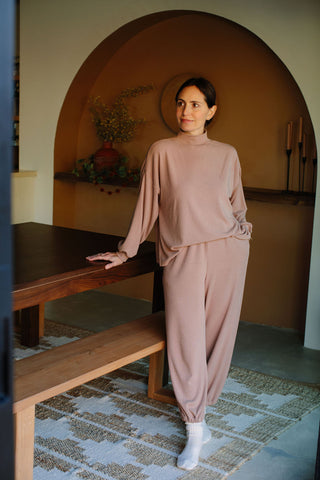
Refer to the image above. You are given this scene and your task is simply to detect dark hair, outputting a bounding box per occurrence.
[175,77,216,126]
[175,77,216,107]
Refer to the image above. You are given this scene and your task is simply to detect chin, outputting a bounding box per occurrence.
[179,124,193,132]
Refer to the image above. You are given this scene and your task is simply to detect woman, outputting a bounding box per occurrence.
[87,77,252,470]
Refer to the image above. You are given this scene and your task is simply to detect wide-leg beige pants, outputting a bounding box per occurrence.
[163,237,249,423]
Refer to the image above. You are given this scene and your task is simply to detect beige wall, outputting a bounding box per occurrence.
[19,0,320,346]
[11,171,37,224]
[242,201,314,331]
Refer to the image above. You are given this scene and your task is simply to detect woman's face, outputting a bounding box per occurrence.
[176,86,217,136]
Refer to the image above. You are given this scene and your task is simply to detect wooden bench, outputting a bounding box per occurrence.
[14,311,176,480]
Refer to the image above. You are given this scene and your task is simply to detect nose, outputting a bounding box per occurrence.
[182,103,191,116]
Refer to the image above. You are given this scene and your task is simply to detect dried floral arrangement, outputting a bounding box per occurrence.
[89,85,153,143]
[72,85,154,190]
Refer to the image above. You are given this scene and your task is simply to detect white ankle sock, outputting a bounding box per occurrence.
[202,419,211,444]
[177,422,203,470]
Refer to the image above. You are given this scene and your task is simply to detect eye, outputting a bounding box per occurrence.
[176,100,184,108]
[192,102,200,108]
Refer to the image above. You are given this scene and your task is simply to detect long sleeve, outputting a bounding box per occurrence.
[230,154,252,235]
[118,146,160,258]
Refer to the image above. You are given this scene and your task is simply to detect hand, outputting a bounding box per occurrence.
[86,252,124,270]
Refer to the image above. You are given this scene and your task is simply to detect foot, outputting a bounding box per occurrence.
[177,422,203,470]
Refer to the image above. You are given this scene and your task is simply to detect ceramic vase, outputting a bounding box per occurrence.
[94,141,119,171]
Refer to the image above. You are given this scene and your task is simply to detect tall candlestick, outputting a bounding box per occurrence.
[302,133,307,193]
[298,116,303,144]
[302,132,307,157]
[286,121,293,150]
[312,141,317,160]
[285,121,293,191]
[312,157,317,194]
[312,141,317,194]
[298,122,304,192]
[286,148,292,192]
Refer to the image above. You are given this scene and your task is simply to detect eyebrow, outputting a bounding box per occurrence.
[177,97,203,104]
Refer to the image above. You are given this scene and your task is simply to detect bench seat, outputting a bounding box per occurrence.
[14,311,175,480]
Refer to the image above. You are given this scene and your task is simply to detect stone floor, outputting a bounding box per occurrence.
[45,290,320,479]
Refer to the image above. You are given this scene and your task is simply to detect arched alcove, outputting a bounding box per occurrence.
[55,10,315,189]
[53,10,316,333]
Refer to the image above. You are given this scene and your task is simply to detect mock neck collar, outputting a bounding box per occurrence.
[177,130,209,145]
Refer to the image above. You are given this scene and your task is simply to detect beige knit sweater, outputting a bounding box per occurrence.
[119,130,252,266]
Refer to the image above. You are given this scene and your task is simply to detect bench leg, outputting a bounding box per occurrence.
[20,306,40,347]
[148,351,176,405]
[39,303,45,337]
[14,405,35,480]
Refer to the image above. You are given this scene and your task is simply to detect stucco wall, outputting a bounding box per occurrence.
[11,171,37,224]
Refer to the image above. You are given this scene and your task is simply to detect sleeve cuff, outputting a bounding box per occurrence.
[115,251,128,263]
[241,221,253,233]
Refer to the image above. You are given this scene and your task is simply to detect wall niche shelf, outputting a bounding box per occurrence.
[54,172,315,206]
[54,171,139,188]
[243,186,315,206]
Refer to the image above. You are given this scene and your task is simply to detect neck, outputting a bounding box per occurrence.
[177,129,208,145]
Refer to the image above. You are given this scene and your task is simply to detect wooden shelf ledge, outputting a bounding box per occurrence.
[54,171,139,188]
[243,187,315,206]
[54,172,315,206]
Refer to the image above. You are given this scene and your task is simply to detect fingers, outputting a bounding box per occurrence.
[86,252,113,262]
[104,257,123,270]
[86,252,123,270]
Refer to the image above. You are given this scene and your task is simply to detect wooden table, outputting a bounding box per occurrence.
[13,223,163,346]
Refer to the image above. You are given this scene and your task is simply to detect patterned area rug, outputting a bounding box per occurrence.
[14,321,320,480]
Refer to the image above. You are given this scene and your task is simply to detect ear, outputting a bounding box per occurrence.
[207,105,217,121]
